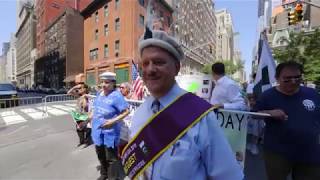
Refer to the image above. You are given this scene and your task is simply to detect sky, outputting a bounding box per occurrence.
[0,0,16,53]
[215,0,259,79]
[0,0,281,80]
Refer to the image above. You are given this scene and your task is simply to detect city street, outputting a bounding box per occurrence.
[0,102,267,180]
[0,103,100,179]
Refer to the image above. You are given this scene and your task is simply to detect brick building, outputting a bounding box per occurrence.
[34,8,84,89]
[81,0,173,86]
[35,0,92,58]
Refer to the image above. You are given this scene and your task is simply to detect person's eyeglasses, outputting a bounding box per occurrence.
[281,75,302,83]
[119,86,125,89]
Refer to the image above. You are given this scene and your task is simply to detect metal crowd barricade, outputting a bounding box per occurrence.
[120,99,144,142]
[43,94,77,116]
[125,98,144,110]
[0,96,43,109]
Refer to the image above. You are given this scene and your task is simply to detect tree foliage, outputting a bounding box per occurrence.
[273,29,320,84]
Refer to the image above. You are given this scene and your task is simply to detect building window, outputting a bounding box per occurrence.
[104,24,109,36]
[90,48,98,60]
[90,50,93,60]
[95,11,98,23]
[104,44,109,57]
[139,15,144,26]
[115,0,120,10]
[95,29,98,40]
[115,40,120,52]
[115,18,120,31]
[138,0,144,6]
[104,5,108,17]
[115,67,129,84]
[94,49,98,59]
[86,71,96,87]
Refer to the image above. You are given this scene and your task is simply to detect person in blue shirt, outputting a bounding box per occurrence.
[254,61,320,180]
[91,72,129,180]
[129,28,243,180]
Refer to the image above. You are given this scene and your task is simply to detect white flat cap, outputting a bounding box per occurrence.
[99,72,116,80]
[138,27,184,61]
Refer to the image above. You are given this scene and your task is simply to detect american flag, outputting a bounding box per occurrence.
[131,62,144,100]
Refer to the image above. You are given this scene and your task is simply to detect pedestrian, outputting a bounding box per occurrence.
[246,73,256,94]
[122,27,243,180]
[67,83,92,147]
[210,62,247,110]
[254,61,320,180]
[91,71,129,180]
[119,82,132,99]
[246,93,264,155]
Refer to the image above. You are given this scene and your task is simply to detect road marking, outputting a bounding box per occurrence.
[2,114,27,125]
[0,111,16,117]
[45,106,69,116]
[19,108,38,113]
[52,105,75,112]
[20,108,45,120]
[65,103,77,107]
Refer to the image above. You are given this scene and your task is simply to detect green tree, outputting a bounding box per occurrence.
[201,64,212,74]
[273,29,320,84]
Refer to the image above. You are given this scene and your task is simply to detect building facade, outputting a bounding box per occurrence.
[82,0,173,86]
[35,0,92,58]
[215,9,234,62]
[5,34,17,83]
[270,0,320,50]
[34,8,84,89]
[252,0,273,73]
[15,4,36,88]
[0,56,5,82]
[170,0,216,74]
[233,49,245,82]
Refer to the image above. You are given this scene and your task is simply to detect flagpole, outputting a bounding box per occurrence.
[217,109,271,117]
[131,59,139,74]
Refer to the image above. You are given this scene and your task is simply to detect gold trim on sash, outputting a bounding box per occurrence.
[122,93,215,179]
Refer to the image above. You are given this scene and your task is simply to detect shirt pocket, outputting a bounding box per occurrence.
[160,140,199,180]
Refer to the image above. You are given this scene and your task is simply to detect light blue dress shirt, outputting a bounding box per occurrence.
[130,83,244,180]
[91,90,128,147]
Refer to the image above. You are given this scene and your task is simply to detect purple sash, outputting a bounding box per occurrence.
[121,93,213,179]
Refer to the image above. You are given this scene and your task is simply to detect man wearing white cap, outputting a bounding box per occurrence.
[121,28,243,180]
[91,71,129,180]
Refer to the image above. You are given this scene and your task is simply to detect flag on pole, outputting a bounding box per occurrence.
[131,61,144,100]
[253,36,277,96]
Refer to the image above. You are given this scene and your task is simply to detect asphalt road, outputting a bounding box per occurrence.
[0,104,269,180]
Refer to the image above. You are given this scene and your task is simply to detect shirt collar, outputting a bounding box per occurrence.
[150,83,186,109]
[215,75,227,85]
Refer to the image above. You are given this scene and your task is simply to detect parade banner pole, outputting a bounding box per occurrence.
[217,109,271,117]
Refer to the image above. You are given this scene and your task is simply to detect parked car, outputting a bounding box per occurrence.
[0,83,19,108]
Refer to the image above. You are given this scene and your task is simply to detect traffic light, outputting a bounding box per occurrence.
[288,10,297,25]
[295,3,303,21]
